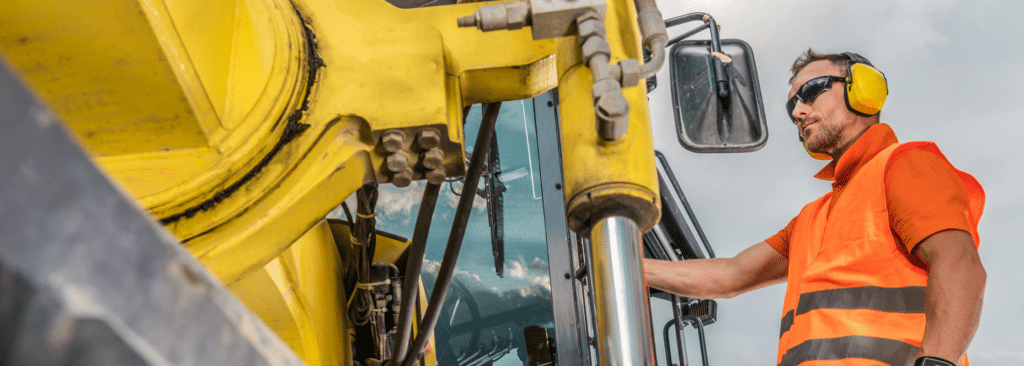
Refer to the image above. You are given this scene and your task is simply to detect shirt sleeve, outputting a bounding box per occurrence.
[885,149,973,255]
[765,215,798,258]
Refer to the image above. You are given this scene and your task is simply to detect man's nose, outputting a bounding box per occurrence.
[792,100,810,125]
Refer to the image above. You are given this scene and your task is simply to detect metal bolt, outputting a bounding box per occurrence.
[596,93,629,120]
[426,167,446,185]
[386,150,410,173]
[381,130,405,153]
[421,148,444,170]
[595,93,630,141]
[392,169,413,188]
[416,128,441,150]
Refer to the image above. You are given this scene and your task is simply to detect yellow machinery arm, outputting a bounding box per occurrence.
[1,0,663,364]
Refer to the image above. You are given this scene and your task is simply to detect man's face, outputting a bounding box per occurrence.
[788,60,860,156]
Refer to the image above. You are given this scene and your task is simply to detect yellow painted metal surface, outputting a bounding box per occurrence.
[230,220,350,365]
[0,0,216,157]
[556,0,662,233]
[1,0,660,363]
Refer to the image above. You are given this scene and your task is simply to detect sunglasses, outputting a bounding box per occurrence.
[786,76,847,124]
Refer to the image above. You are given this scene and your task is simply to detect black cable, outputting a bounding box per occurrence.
[399,102,503,366]
[341,201,355,232]
[391,182,442,363]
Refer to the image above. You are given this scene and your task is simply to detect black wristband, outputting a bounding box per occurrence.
[914,356,956,366]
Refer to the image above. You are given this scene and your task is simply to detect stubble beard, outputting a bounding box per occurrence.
[806,123,842,155]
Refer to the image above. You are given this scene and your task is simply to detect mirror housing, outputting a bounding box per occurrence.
[669,39,767,153]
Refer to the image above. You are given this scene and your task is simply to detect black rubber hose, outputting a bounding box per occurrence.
[399,102,502,366]
[391,182,442,363]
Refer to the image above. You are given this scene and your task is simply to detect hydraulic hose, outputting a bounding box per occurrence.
[391,182,442,363]
[399,102,503,366]
[634,0,668,79]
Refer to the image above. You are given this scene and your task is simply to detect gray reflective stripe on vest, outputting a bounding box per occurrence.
[778,335,919,366]
[780,310,794,338]
[778,286,926,337]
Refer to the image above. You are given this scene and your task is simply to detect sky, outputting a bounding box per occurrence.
[358,0,1024,365]
[647,0,1024,365]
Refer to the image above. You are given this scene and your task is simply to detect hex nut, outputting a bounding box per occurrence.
[504,1,530,30]
[576,10,600,23]
[478,3,508,31]
[577,17,605,42]
[426,167,447,185]
[392,169,413,188]
[381,130,405,153]
[595,92,629,119]
[618,58,641,87]
[386,150,410,173]
[580,36,611,65]
[416,128,441,150]
[421,148,444,170]
[595,93,630,141]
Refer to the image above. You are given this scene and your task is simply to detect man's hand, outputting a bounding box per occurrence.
[911,229,986,364]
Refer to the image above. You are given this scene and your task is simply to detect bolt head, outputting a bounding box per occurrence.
[392,169,413,188]
[595,93,628,119]
[416,128,441,150]
[426,167,446,185]
[381,131,405,153]
[421,148,444,170]
[386,150,410,173]
[595,93,630,141]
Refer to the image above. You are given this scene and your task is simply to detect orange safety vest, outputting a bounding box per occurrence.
[777,142,985,366]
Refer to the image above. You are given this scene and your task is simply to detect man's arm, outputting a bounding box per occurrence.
[911,229,987,364]
[643,241,788,299]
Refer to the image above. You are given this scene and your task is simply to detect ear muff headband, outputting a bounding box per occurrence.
[842,52,888,116]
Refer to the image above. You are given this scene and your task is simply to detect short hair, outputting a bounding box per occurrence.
[788,48,876,85]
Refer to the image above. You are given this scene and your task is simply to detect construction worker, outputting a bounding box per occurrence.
[644,49,986,366]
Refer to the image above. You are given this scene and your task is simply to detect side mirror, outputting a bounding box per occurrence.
[669,39,767,153]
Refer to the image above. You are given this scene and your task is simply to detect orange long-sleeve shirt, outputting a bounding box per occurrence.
[766,124,974,268]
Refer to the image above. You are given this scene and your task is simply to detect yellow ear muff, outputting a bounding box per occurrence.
[803,140,832,160]
[845,62,888,116]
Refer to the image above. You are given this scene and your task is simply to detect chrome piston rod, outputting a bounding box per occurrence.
[590,216,656,365]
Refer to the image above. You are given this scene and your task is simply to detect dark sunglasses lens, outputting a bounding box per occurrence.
[798,78,831,103]
[787,77,834,123]
[786,97,798,123]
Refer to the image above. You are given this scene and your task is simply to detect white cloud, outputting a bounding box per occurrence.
[374,180,426,225]
[507,260,527,279]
